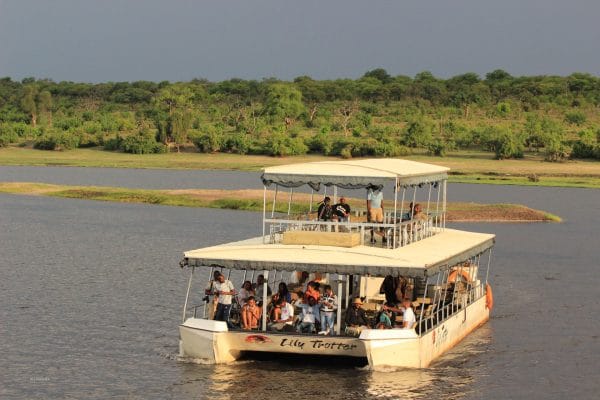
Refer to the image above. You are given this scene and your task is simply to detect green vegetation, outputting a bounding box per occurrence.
[0,71,600,164]
[0,182,560,222]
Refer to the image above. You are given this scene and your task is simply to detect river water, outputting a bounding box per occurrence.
[1,166,599,399]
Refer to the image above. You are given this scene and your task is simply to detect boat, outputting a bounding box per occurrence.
[178,158,495,368]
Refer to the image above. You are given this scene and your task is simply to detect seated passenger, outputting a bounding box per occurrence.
[383,298,416,329]
[241,296,262,330]
[253,274,272,306]
[344,297,369,336]
[296,296,320,334]
[303,280,320,303]
[237,280,254,307]
[276,282,292,303]
[332,197,351,223]
[411,203,428,222]
[268,297,294,332]
[375,308,393,329]
[401,298,416,329]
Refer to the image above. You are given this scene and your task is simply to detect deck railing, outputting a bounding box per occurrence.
[263,212,443,249]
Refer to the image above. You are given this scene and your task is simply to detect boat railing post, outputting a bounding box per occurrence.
[182,266,195,323]
[262,270,269,331]
[418,279,428,335]
[262,185,267,243]
[345,274,350,309]
[336,276,343,336]
[435,182,441,230]
[484,248,493,286]
[393,178,398,248]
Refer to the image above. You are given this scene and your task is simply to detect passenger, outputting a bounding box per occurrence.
[212,272,236,328]
[203,270,222,319]
[319,284,338,335]
[296,296,320,333]
[237,280,254,307]
[253,274,272,306]
[401,298,416,329]
[241,296,262,330]
[344,297,369,336]
[317,196,334,221]
[333,197,351,223]
[268,296,295,332]
[276,282,292,303]
[383,298,416,329]
[367,186,386,244]
[375,307,393,329]
[303,280,320,303]
[411,203,428,222]
[401,202,415,222]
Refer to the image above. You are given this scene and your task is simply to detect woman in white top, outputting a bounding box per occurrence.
[237,280,254,307]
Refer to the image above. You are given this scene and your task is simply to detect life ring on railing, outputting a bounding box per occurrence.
[485,283,494,311]
[448,268,472,283]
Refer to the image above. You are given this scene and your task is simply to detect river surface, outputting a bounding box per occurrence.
[1,166,599,399]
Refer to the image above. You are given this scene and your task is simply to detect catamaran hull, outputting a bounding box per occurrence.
[179,296,489,368]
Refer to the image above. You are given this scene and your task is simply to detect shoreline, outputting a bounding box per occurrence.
[1,147,599,189]
[0,182,561,222]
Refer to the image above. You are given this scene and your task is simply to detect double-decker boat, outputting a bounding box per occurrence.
[178,158,494,368]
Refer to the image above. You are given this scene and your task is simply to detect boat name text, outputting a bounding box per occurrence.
[279,338,357,351]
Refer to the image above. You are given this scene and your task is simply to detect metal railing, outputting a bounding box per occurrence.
[263,213,443,249]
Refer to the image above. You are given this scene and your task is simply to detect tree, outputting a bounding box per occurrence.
[152,85,193,151]
[263,84,305,126]
[20,85,38,127]
[362,68,392,84]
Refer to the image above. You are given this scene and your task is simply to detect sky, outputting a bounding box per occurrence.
[1,0,599,83]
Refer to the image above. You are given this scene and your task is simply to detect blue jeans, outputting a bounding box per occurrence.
[297,322,315,333]
[214,303,232,327]
[321,311,335,334]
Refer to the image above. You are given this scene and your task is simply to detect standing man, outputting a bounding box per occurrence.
[204,270,222,319]
[367,186,386,244]
[213,272,236,328]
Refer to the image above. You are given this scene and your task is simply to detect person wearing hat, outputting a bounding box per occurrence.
[344,297,369,336]
[317,196,333,221]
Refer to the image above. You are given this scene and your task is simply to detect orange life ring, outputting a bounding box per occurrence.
[485,283,494,311]
[448,268,472,283]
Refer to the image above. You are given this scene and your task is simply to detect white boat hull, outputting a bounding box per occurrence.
[179,296,489,368]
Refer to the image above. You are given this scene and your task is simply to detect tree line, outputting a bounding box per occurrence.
[0,69,599,160]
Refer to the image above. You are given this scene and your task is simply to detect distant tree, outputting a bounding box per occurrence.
[152,85,193,151]
[263,84,305,126]
[362,68,392,84]
[20,85,38,127]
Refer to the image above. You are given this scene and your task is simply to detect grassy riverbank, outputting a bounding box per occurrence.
[1,147,599,189]
[0,182,561,222]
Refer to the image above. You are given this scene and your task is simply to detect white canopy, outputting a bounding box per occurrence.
[261,158,449,189]
[183,229,494,278]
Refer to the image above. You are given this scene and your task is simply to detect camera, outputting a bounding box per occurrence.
[202,295,210,302]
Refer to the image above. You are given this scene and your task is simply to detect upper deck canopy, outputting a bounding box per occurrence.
[261,158,449,190]
[183,229,494,278]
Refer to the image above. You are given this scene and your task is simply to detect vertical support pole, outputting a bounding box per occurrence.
[435,182,441,230]
[345,274,350,309]
[426,183,433,237]
[271,185,278,218]
[336,276,343,335]
[287,187,293,217]
[393,178,398,248]
[309,189,314,213]
[484,248,493,285]
[262,185,267,243]
[261,270,269,331]
[182,266,195,323]
[241,270,247,286]
[418,280,429,334]
[333,185,338,204]
[442,179,447,230]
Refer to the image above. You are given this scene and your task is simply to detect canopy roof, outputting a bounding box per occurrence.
[261,158,449,189]
[183,229,494,278]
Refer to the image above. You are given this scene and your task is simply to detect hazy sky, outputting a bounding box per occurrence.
[1,0,599,83]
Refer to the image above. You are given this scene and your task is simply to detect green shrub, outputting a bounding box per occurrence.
[491,130,524,160]
[54,117,82,131]
[192,130,222,153]
[564,111,586,126]
[571,129,597,159]
[222,133,250,155]
[33,132,80,150]
[306,129,333,155]
[120,131,166,154]
[265,131,308,156]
